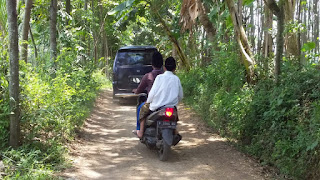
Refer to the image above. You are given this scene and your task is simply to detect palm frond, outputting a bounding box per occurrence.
[180,0,199,32]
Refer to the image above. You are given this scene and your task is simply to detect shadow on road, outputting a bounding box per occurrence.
[63,90,265,180]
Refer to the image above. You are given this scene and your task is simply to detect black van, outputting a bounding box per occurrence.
[112,46,158,98]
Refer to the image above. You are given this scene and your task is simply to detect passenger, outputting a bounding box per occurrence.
[137,57,183,138]
[132,52,163,136]
[133,51,163,94]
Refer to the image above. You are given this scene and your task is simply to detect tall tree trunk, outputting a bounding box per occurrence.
[257,0,264,55]
[66,0,71,15]
[264,0,285,83]
[65,0,71,26]
[250,4,255,52]
[6,0,20,148]
[297,0,302,65]
[307,1,311,41]
[172,42,178,60]
[200,27,206,64]
[101,32,106,62]
[99,0,105,60]
[313,0,319,55]
[284,0,299,57]
[21,0,33,63]
[300,0,308,65]
[196,0,216,43]
[263,4,273,59]
[263,2,273,75]
[104,33,109,76]
[83,0,88,63]
[155,11,190,70]
[92,0,97,63]
[226,0,256,83]
[302,0,307,46]
[238,0,243,24]
[29,25,38,59]
[275,6,284,83]
[50,0,58,65]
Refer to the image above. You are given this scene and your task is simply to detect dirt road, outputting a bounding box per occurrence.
[63,90,268,180]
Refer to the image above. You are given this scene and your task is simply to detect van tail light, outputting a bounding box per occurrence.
[165,108,174,118]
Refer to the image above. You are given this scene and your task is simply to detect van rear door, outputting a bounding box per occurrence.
[113,49,155,92]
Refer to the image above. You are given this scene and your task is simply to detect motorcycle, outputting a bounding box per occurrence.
[137,94,182,161]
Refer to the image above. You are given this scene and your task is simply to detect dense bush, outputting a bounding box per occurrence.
[0,56,109,178]
[179,52,320,179]
[0,37,9,150]
[2,142,66,179]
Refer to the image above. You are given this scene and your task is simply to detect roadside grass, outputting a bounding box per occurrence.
[0,67,111,179]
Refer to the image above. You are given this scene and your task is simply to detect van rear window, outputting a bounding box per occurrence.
[116,50,155,66]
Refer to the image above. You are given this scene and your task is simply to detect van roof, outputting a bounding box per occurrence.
[119,46,157,50]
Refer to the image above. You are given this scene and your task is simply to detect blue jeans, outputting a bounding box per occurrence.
[136,102,145,130]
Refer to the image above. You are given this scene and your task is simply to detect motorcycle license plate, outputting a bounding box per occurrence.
[158,121,176,129]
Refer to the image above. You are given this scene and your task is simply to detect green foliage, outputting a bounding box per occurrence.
[0,58,109,178]
[108,0,136,16]
[302,42,316,52]
[180,48,320,179]
[1,0,112,178]
[0,75,9,149]
[19,60,105,143]
[1,142,66,179]
[0,0,7,34]
[0,35,9,149]
[246,65,320,179]
[179,44,244,131]
[244,0,255,6]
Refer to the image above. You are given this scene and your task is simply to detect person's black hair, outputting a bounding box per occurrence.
[152,51,163,68]
[165,57,176,71]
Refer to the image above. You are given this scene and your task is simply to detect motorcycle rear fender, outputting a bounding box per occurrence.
[162,129,174,146]
[147,107,178,122]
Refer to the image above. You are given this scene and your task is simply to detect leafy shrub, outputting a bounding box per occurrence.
[19,62,105,142]
[0,76,9,149]
[246,65,320,179]
[0,36,9,149]
[0,58,108,178]
[180,56,320,179]
[2,142,66,179]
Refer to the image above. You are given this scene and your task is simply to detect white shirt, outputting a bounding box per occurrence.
[147,71,183,111]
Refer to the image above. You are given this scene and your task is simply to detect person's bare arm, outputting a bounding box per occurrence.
[135,74,148,94]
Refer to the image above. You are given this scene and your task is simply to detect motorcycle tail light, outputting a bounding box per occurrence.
[165,108,174,117]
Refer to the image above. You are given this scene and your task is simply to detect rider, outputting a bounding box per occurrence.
[133,51,163,94]
[138,57,183,138]
[133,51,164,137]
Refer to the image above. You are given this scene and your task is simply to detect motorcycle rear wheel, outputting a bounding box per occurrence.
[159,140,171,161]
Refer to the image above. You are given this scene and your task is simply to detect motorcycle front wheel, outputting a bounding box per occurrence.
[159,140,171,161]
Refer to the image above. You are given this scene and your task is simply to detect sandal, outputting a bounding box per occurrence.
[132,130,138,136]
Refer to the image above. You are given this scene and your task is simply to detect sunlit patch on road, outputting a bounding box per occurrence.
[62,90,265,180]
[81,169,102,179]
